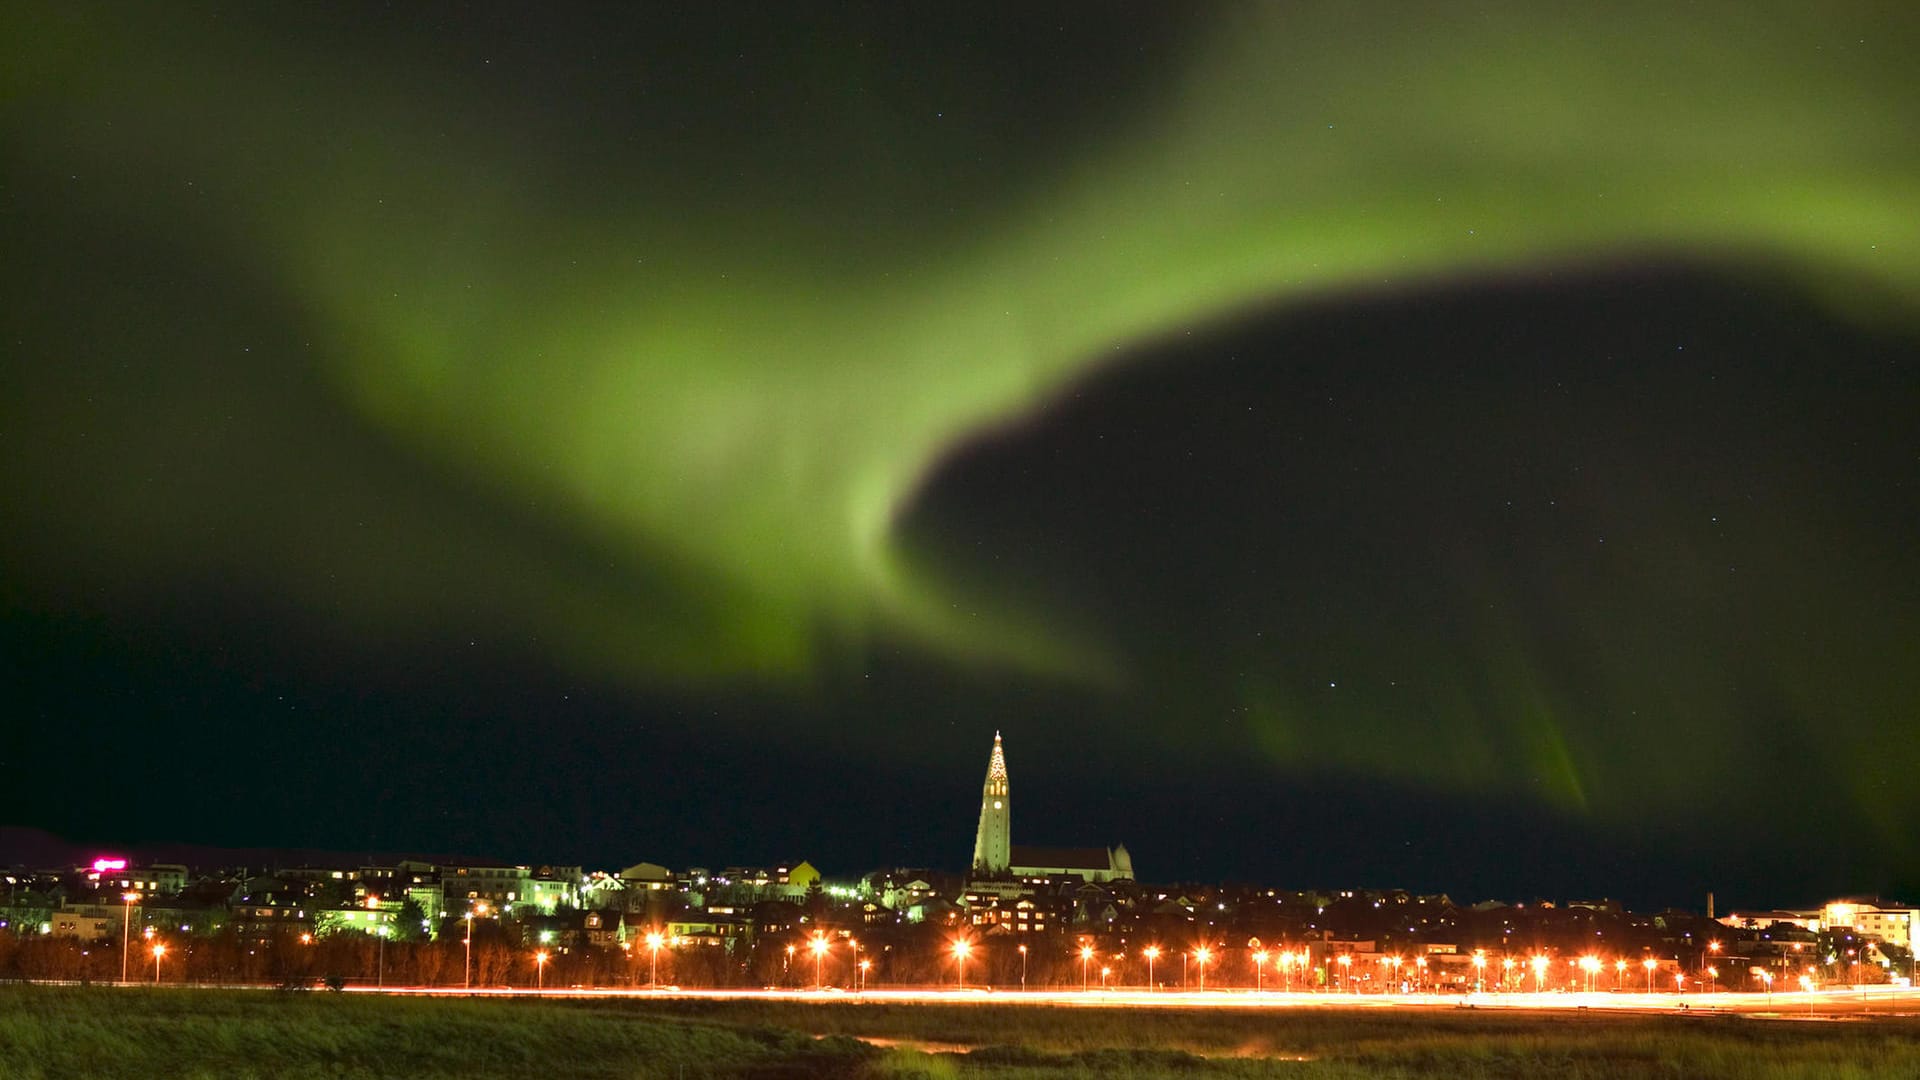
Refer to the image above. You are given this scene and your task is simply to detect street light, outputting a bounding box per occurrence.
[810,934,829,989]
[120,892,140,985]
[1384,955,1401,994]
[1337,953,1352,993]
[1080,944,1095,991]
[1531,955,1548,995]
[1707,965,1719,993]
[1017,944,1028,991]
[367,895,386,988]
[464,902,489,990]
[1471,950,1485,994]
[645,931,665,988]
[536,950,549,991]
[1643,957,1657,994]
[1144,946,1160,991]
[151,943,166,984]
[1580,955,1600,993]
[1195,946,1213,990]
[858,959,871,991]
[951,938,971,990]
[1614,958,1627,991]
[1253,950,1268,992]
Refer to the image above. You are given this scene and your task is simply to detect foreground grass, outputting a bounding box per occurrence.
[4,988,1920,1079]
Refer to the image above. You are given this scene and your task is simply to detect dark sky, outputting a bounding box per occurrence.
[3,3,1917,910]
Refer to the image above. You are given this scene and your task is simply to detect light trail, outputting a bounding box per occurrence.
[336,983,1920,1017]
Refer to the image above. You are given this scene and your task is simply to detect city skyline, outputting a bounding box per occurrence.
[5,3,1919,913]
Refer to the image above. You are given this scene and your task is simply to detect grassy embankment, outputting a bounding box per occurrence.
[5,987,1920,1079]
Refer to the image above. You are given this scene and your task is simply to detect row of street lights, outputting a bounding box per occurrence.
[442,906,1742,995]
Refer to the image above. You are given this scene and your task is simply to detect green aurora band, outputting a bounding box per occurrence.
[4,4,1917,839]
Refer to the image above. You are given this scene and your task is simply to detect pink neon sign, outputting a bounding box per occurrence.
[91,857,128,873]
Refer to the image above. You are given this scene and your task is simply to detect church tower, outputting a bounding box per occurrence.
[970,731,1011,876]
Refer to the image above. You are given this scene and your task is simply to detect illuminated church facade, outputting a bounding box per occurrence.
[969,731,1133,885]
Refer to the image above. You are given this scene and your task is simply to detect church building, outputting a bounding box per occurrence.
[967,732,1134,885]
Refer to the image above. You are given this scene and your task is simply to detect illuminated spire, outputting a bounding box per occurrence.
[971,732,1011,876]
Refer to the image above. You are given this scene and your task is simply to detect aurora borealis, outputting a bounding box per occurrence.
[3,3,1918,904]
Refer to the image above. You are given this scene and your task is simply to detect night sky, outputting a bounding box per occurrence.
[4,3,1917,910]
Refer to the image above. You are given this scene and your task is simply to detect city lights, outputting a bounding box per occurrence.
[809,934,829,989]
[645,931,665,988]
[464,902,489,991]
[120,892,139,986]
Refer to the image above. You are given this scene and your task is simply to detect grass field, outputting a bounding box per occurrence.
[5,987,1920,1079]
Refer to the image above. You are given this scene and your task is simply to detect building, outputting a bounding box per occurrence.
[1822,901,1919,950]
[1718,909,1821,933]
[80,858,188,897]
[971,732,1011,876]
[1010,845,1134,885]
[965,732,1133,885]
[47,910,114,939]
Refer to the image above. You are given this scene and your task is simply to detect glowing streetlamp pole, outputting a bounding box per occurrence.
[1643,957,1657,995]
[120,892,140,985]
[1707,965,1718,994]
[1018,944,1028,991]
[536,950,548,990]
[1531,955,1548,995]
[1195,946,1213,991]
[646,931,664,988]
[810,934,829,989]
[1471,950,1485,994]
[1080,944,1094,991]
[1337,953,1352,993]
[952,939,970,990]
[464,902,488,990]
[151,943,166,984]
[858,959,871,991]
[366,895,386,988]
[1253,950,1268,992]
